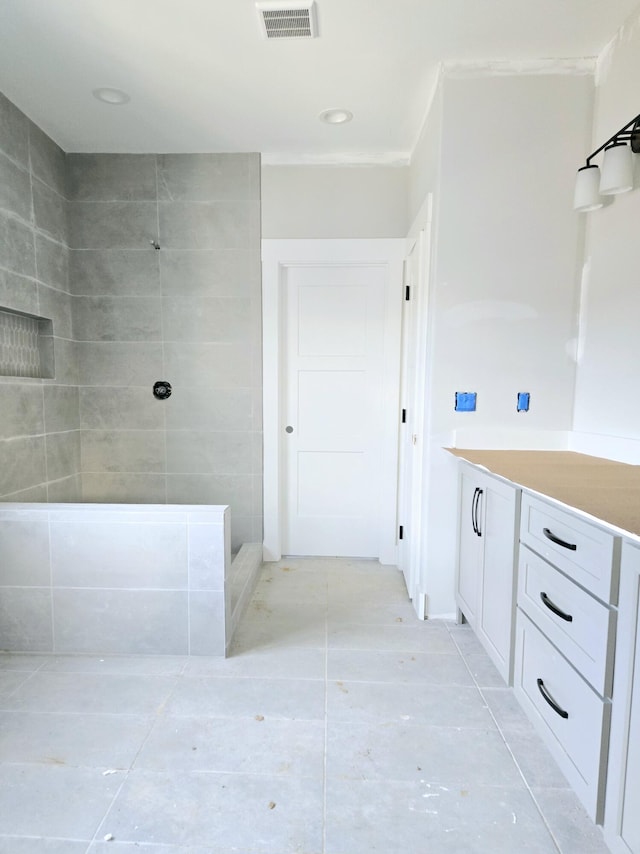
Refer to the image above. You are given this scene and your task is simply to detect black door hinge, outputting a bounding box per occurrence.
[405,285,411,301]
[399,525,404,540]
[401,408,407,423]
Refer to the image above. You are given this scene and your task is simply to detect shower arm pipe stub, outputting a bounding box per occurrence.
[584,113,640,166]
[150,239,161,250]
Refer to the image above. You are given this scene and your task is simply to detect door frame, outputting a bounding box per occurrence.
[262,238,405,563]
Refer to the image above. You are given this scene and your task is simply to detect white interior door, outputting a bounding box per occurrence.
[262,239,404,564]
[283,264,386,556]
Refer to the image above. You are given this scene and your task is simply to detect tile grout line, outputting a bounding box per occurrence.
[446,623,564,854]
[322,568,329,854]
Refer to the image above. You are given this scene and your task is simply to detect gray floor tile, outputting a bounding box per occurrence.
[88,844,256,854]
[39,654,188,676]
[0,763,121,839]
[0,672,177,715]
[464,652,508,687]
[184,646,325,680]
[447,623,486,655]
[102,770,323,851]
[0,654,49,671]
[327,680,496,728]
[482,687,536,732]
[0,839,88,853]
[505,729,571,789]
[165,676,325,720]
[327,649,473,685]
[0,711,153,769]
[327,721,526,787]
[0,671,32,696]
[325,778,560,854]
[327,622,457,654]
[136,715,325,777]
[532,788,610,853]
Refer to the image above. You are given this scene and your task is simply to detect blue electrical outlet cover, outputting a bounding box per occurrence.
[455,392,477,412]
[517,392,530,412]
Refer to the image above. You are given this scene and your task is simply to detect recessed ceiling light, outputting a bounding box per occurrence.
[92,87,130,105]
[319,108,353,125]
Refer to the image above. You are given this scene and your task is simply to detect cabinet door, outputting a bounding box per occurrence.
[477,475,518,683]
[456,466,482,627]
[605,541,640,853]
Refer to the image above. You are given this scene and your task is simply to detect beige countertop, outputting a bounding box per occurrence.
[446,449,640,538]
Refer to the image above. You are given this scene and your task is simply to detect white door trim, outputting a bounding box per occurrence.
[262,238,405,563]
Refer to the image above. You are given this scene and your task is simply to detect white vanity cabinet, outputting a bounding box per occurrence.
[456,462,520,684]
[605,540,640,854]
[514,493,619,824]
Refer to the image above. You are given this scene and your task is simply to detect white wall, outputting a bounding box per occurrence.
[420,70,593,616]
[261,165,409,238]
[408,84,442,228]
[572,7,640,460]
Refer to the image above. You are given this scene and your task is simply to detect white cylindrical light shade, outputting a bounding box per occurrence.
[574,164,603,212]
[600,142,633,195]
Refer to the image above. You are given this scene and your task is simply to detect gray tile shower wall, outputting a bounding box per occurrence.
[0,93,80,501]
[69,152,263,550]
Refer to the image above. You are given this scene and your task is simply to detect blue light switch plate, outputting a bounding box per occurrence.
[517,392,530,412]
[455,392,477,412]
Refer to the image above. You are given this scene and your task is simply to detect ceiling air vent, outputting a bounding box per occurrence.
[256,1,317,39]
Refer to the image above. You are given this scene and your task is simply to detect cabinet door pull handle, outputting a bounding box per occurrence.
[471,487,479,535]
[536,678,569,719]
[475,488,483,537]
[540,592,573,622]
[542,527,577,551]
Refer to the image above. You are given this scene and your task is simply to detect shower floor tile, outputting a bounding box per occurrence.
[0,557,610,853]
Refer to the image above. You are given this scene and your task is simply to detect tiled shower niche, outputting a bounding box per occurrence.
[0,307,54,379]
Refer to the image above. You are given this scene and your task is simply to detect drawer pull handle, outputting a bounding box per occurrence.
[542,527,577,551]
[536,678,569,719]
[471,487,479,535]
[474,488,483,537]
[540,592,573,623]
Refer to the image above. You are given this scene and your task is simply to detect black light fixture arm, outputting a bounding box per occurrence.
[584,112,640,166]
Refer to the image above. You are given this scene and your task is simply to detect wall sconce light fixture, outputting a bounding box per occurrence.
[574,112,640,212]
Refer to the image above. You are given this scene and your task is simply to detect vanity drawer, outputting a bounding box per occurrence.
[518,545,616,697]
[520,493,617,604]
[514,611,610,823]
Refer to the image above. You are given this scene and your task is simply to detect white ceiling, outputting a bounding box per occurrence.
[0,0,638,162]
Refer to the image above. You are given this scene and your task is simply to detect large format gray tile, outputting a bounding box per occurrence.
[0,151,31,220]
[0,838,88,853]
[73,295,162,341]
[157,153,260,202]
[136,715,324,777]
[326,721,525,787]
[76,342,163,386]
[0,268,39,315]
[102,770,323,851]
[38,283,73,339]
[163,341,252,388]
[184,645,325,680]
[0,519,50,586]
[36,233,68,290]
[328,622,457,654]
[0,710,153,768]
[0,588,53,652]
[0,384,44,440]
[0,210,35,277]
[0,91,29,167]
[45,430,80,482]
[0,672,177,715]
[29,121,66,197]
[159,201,257,250]
[162,296,251,343]
[166,676,325,720]
[325,779,559,854]
[80,472,167,503]
[50,519,187,588]
[69,248,159,296]
[327,649,474,685]
[80,429,165,474]
[68,201,157,249]
[160,248,258,297]
[0,763,120,839]
[44,385,80,433]
[79,386,163,430]
[165,430,253,475]
[66,154,157,201]
[327,680,496,728]
[52,590,189,655]
[32,178,66,244]
[532,787,610,853]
